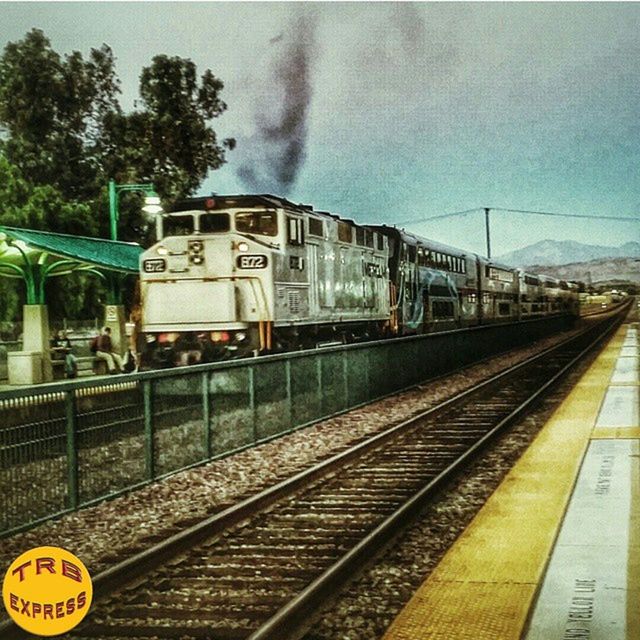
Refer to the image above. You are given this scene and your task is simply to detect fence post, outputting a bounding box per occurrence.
[249,366,257,443]
[65,389,79,510]
[285,359,293,429]
[342,349,349,409]
[316,355,323,417]
[202,371,211,459]
[143,379,155,479]
[365,348,371,400]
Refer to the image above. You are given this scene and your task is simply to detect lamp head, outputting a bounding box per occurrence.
[143,192,163,215]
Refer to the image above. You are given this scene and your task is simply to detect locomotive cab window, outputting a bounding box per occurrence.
[365,230,375,248]
[199,213,230,234]
[308,217,324,237]
[287,216,304,245]
[162,214,195,237]
[337,221,353,243]
[235,211,278,237]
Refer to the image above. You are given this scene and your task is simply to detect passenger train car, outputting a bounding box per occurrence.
[138,195,578,366]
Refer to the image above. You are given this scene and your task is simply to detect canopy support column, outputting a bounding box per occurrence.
[104,304,127,355]
[8,305,52,384]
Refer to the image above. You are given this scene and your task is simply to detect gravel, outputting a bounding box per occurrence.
[0,324,591,627]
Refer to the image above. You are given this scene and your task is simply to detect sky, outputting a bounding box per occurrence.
[1,1,640,257]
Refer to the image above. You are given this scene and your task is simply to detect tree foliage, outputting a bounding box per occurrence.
[0,29,120,200]
[100,56,235,199]
[0,29,234,239]
[0,155,96,235]
[0,29,234,321]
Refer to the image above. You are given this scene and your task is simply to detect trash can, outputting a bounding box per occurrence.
[8,351,43,385]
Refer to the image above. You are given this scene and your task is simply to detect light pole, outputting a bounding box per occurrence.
[108,179,163,241]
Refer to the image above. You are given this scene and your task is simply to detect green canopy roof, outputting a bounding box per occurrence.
[0,226,143,304]
[0,226,142,273]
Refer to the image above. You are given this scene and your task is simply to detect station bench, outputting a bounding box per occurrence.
[51,355,108,380]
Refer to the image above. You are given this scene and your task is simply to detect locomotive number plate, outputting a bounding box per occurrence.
[237,254,268,269]
[143,258,167,273]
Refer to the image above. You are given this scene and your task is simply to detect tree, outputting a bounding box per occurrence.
[0,154,95,235]
[0,29,235,241]
[101,56,235,201]
[0,154,102,322]
[0,30,235,321]
[0,29,120,201]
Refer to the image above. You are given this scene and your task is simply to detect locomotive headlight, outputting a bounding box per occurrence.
[235,332,247,342]
[238,241,249,253]
[188,240,205,265]
[157,246,168,256]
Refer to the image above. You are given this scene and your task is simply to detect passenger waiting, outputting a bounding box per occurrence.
[51,329,78,379]
[92,326,124,374]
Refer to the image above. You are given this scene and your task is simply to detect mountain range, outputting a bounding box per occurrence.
[496,240,640,285]
[497,240,640,267]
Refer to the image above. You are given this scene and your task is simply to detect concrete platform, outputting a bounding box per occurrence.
[382,323,639,640]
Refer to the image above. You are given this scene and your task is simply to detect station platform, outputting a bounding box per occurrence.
[382,322,639,640]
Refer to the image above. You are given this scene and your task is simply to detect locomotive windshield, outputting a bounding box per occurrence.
[235,211,278,237]
[200,213,230,233]
[163,214,195,237]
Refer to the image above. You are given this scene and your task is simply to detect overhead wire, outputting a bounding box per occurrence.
[490,207,639,223]
[395,206,639,227]
[394,207,483,226]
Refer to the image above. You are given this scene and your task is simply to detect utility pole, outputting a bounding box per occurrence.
[484,207,491,259]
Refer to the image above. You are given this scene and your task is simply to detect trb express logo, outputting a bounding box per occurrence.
[2,546,92,636]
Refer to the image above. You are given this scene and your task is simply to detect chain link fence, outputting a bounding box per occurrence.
[0,315,574,536]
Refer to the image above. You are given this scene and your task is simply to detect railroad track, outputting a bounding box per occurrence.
[2,306,629,640]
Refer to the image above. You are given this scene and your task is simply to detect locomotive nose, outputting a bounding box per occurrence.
[141,236,239,330]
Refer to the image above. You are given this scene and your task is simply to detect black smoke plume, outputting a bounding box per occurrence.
[237,14,316,195]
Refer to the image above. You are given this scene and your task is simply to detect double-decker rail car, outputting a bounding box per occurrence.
[519,272,545,317]
[560,281,580,315]
[371,226,476,334]
[478,259,520,323]
[138,194,579,367]
[541,276,563,315]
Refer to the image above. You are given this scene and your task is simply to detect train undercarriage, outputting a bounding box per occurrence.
[140,319,391,369]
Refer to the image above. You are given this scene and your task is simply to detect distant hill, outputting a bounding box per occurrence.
[525,257,640,285]
[498,240,640,267]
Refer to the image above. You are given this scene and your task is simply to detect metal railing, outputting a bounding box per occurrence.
[0,315,574,536]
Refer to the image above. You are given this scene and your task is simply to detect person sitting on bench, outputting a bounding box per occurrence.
[92,327,124,374]
[51,329,78,379]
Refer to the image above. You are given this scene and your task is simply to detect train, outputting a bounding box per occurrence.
[138,194,579,367]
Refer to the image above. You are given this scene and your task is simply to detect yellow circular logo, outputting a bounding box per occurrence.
[2,546,93,636]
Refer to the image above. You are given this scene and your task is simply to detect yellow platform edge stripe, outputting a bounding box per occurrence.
[628,451,640,633]
[382,327,626,640]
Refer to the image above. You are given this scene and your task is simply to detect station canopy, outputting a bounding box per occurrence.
[0,226,143,304]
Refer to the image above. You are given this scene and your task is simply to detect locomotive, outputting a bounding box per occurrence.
[138,195,579,366]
